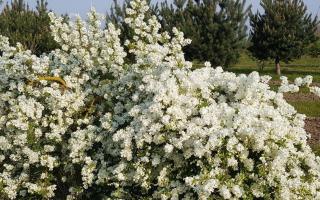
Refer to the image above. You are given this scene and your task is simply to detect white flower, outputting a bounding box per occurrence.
[294,77,303,86]
[227,157,238,168]
[164,144,174,154]
[0,0,319,199]
[204,61,211,68]
[310,86,320,97]
[219,186,231,199]
[152,155,161,166]
[203,179,218,193]
[231,185,243,198]
[303,75,313,86]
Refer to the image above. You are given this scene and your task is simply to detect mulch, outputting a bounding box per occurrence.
[284,93,320,102]
[305,117,320,145]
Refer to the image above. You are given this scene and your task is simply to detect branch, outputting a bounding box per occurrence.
[27,76,68,92]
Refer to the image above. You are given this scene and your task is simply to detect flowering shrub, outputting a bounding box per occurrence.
[0,0,320,199]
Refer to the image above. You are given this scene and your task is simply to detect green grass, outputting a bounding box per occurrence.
[269,86,312,93]
[227,52,320,118]
[311,144,320,156]
[288,101,320,117]
[193,52,320,82]
[233,52,320,68]
[229,53,320,82]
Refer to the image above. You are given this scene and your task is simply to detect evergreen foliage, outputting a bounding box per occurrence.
[0,0,59,55]
[159,0,250,67]
[249,0,318,74]
[308,39,320,58]
[106,0,250,67]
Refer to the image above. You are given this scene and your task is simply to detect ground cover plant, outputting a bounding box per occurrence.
[0,0,320,199]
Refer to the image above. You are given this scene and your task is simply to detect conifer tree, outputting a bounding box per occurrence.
[0,0,59,55]
[249,0,318,75]
[159,0,250,67]
[106,0,250,67]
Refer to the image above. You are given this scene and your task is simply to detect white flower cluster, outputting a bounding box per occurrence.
[278,75,320,95]
[310,86,320,97]
[0,0,320,199]
[278,75,320,97]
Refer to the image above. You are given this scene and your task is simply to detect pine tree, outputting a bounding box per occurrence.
[249,0,318,75]
[0,0,59,55]
[308,39,320,58]
[106,0,250,67]
[159,0,250,67]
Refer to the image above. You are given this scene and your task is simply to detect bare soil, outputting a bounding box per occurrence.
[284,93,320,102]
[306,117,320,145]
[269,80,320,87]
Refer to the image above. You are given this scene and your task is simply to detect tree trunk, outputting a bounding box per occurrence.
[275,56,281,75]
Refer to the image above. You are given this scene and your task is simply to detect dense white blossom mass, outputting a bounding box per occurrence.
[0,0,320,199]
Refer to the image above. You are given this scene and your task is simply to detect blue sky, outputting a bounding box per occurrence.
[1,0,319,19]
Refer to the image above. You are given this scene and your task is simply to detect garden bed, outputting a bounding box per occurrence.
[306,117,320,144]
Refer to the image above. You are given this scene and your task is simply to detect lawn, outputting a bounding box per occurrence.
[289,101,320,117]
[231,52,320,83]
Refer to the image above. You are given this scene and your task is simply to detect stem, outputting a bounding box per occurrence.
[27,76,68,93]
[37,76,67,88]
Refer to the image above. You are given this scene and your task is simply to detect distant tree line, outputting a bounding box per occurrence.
[0,0,66,56]
[107,0,251,68]
[249,0,318,75]
[0,0,57,55]
[107,0,318,74]
[0,0,318,74]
